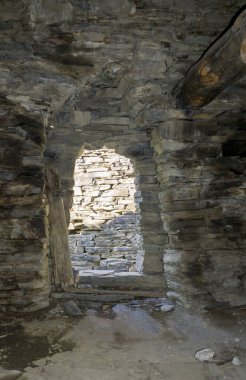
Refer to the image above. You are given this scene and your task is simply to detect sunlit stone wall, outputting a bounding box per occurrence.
[68,148,143,272]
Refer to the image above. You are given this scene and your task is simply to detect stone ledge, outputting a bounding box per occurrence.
[51,287,166,302]
[75,271,165,291]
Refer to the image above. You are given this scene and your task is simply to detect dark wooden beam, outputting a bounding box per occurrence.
[173,9,246,109]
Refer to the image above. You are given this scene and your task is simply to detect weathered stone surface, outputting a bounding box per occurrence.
[77,271,165,291]
[112,304,163,339]
[232,357,241,366]
[0,110,50,312]
[63,300,82,316]
[0,367,22,380]
[160,303,174,313]
[1,0,245,312]
[195,349,215,362]
[152,113,246,308]
[68,148,143,272]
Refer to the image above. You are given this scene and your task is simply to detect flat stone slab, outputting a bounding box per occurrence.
[79,270,142,277]
[52,289,165,302]
[79,270,116,276]
[76,272,165,291]
[0,367,22,380]
[112,304,163,339]
[63,300,83,316]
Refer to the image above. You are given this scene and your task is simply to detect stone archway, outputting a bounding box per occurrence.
[44,124,167,295]
[65,141,167,292]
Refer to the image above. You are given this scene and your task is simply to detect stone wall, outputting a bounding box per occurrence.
[151,113,246,308]
[0,106,50,312]
[1,0,246,312]
[68,148,143,272]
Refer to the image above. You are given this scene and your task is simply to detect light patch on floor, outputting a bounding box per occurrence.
[1,303,246,380]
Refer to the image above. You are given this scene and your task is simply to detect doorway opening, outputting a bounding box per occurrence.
[68,147,144,283]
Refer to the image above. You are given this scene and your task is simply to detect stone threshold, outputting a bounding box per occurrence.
[75,270,165,292]
[51,271,166,302]
[51,287,166,303]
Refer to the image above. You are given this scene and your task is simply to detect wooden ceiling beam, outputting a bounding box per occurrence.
[173,9,246,109]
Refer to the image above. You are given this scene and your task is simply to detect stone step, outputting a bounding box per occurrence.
[51,288,166,303]
[76,271,165,291]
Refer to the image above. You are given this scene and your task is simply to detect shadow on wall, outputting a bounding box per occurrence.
[68,211,144,273]
[196,121,246,307]
[179,112,246,307]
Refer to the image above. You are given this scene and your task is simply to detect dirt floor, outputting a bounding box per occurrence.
[0,299,246,380]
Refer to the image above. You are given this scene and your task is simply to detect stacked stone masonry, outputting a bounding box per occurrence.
[68,148,143,272]
[0,0,246,312]
[151,115,246,307]
[0,108,50,312]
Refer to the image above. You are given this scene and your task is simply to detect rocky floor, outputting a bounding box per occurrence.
[0,300,246,380]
